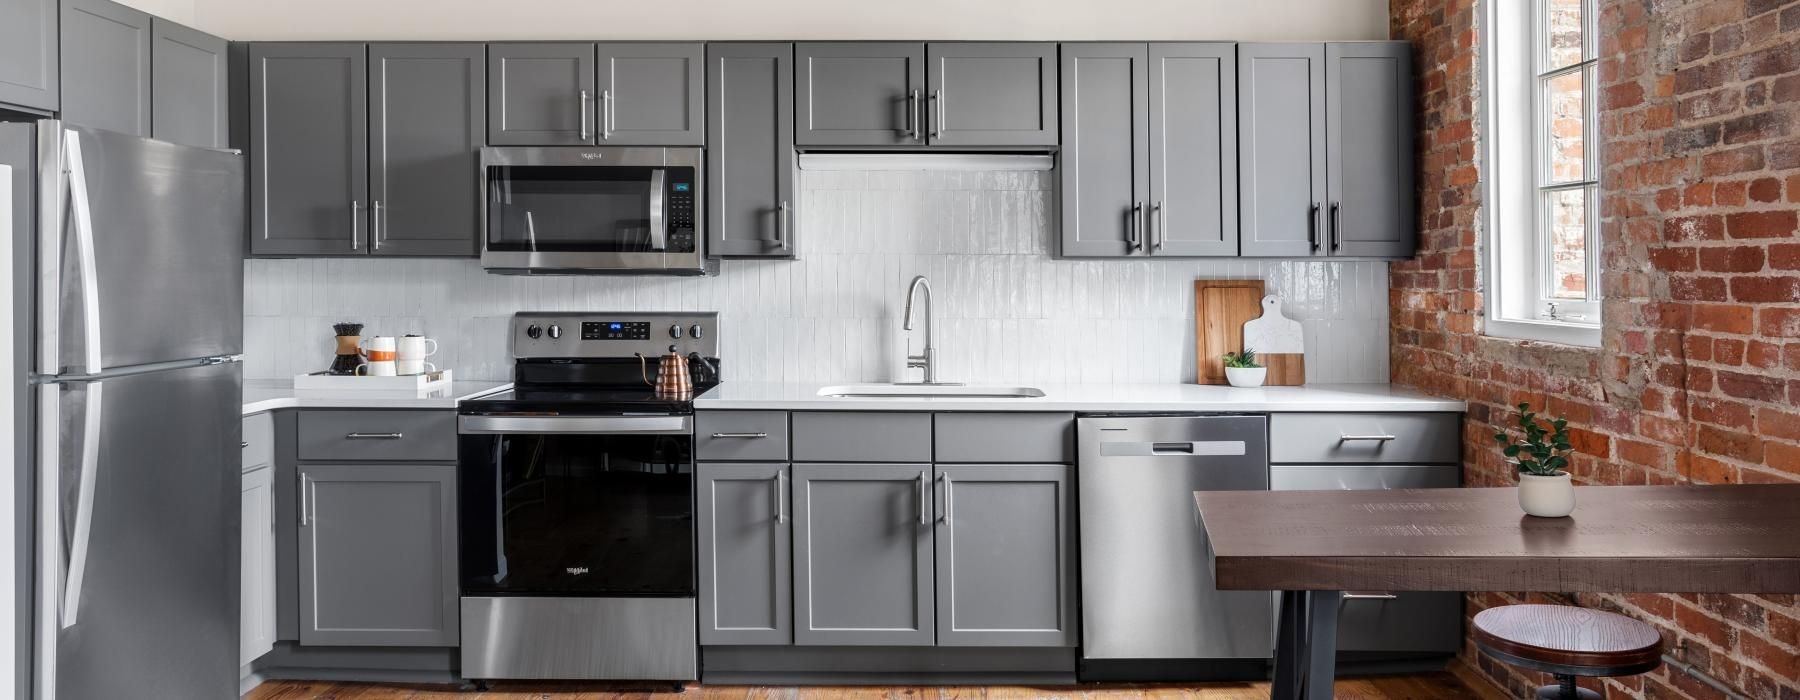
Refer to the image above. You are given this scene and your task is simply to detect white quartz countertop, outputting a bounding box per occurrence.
[242,378,511,415]
[692,382,1465,413]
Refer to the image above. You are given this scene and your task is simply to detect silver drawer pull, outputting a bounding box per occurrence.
[1342,592,1399,601]
[1339,434,1398,442]
[711,432,769,439]
[241,441,250,448]
[345,432,404,440]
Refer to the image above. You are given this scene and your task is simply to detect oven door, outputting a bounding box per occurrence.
[458,413,695,597]
[480,147,703,273]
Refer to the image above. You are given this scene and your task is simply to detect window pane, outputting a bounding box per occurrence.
[1544,70,1586,183]
[1545,0,1586,70]
[1545,188,1587,300]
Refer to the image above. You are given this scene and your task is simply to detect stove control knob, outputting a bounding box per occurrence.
[689,324,704,339]
[525,324,542,340]
[669,324,684,339]
[547,324,562,340]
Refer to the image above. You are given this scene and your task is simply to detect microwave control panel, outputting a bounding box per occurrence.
[667,179,696,253]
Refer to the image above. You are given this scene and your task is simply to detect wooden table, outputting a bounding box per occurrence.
[1192,484,1800,700]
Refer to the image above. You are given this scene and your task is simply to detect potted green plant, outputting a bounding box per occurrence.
[1223,349,1266,388]
[1493,402,1576,517]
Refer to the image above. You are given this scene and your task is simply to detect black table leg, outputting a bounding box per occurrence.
[1272,590,1306,700]
[1270,590,1342,700]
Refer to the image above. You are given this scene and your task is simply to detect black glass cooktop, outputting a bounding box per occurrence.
[459,387,709,415]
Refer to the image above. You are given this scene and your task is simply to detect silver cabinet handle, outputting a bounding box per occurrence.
[775,470,788,524]
[918,470,929,525]
[1130,202,1144,251]
[345,432,404,440]
[776,201,789,247]
[1308,202,1322,252]
[1339,434,1398,442]
[939,472,954,525]
[601,89,614,140]
[298,474,310,527]
[710,432,768,439]
[1330,201,1342,252]
[905,90,920,141]
[1342,592,1398,601]
[579,89,591,141]
[1152,201,1165,252]
[931,89,944,138]
[372,200,384,251]
[350,200,362,250]
[241,441,250,448]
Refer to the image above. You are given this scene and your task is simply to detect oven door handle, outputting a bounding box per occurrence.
[458,414,692,435]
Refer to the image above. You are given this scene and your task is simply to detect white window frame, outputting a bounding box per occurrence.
[1481,0,1604,347]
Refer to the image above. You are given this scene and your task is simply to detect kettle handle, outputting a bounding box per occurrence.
[635,353,654,386]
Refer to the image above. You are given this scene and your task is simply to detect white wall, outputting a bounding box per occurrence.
[116,0,198,26]
[243,169,1392,385]
[189,0,1389,41]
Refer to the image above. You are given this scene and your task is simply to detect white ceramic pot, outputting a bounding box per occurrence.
[1225,366,1267,388]
[1518,472,1575,517]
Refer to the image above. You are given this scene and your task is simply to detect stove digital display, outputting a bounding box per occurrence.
[582,321,651,340]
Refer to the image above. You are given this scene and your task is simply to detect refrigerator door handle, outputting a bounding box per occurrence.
[64,131,105,376]
[34,383,62,697]
[60,381,103,628]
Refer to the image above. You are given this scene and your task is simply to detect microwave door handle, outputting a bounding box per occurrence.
[524,210,538,251]
[648,168,667,251]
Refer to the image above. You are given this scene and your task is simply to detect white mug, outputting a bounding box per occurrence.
[361,336,397,362]
[355,360,397,377]
[396,360,437,376]
[398,335,438,361]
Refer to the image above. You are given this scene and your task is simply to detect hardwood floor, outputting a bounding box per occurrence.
[246,672,1495,700]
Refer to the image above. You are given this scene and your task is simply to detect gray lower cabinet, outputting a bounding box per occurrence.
[487,42,594,146]
[705,43,796,258]
[0,0,58,111]
[151,19,230,149]
[59,0,152,137]
[696,462,792,645]
[792,462,935,646]
[296,462,459,647]
[933,464,1076,647]
[1057,43,1146,257]
[368,43,486,256]
[926,43,1058,147]
[1326,42,1415,258]
[795,42,926,147]
[597,43,704,146]
[249,43,369,256]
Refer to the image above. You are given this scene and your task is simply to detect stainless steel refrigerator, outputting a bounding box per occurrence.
[2,120,245,700]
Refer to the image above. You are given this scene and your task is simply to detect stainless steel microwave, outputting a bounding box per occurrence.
[480,146,712,275]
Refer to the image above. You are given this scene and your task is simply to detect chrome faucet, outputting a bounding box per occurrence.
[901,275,956,385]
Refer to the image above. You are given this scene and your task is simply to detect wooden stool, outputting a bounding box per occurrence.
[1473,604,1663,700]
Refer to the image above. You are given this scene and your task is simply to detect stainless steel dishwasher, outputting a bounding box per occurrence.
[1077,414,1272,678]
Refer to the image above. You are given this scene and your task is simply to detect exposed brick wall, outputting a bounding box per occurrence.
[1390,0,1800,697]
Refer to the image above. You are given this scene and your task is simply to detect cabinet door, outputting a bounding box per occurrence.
[150,19,229,149]
[1327,42,1415,258]
[240,465,276,665]
[795,42,925,147]
[1238,43,1326,258]
[696,463,792,645]
[1058,43,1147,257]
[926,43,1057,147]
[792,463,934,646]
[487,43,595,146]
[934,465,1076,647]
[249,43,369,256]
[707,43,796,258]
[0,0,58,111]
[297,463,459,647]
[1148,43,1237,257]
[597,42,704,146]
[369,43,485,257]
[59,0,151,136]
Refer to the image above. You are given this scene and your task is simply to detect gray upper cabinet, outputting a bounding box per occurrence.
[792,463,935,646]
[925,43,1058,147]
[795,42,926,147]
[59,0,152,137]
[150,19,230,149]
[1238,43,1326,258]
[249,43,369,256]
[696,462,792,645]
[934,464,1076,647]
[597,43,704,146]
[1148,43,1238,257]
[296,463,459,647]
[0,0,59,111]
[706,43,796,258]
[1059,43,1147,257]
[487,43,595,146]
[368,43,486,256]
[1327,42,1415,258]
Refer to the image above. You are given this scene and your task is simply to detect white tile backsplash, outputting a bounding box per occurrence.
[244,169,1391,384]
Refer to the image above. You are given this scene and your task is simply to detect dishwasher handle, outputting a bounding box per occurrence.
[1098,440,1247,458]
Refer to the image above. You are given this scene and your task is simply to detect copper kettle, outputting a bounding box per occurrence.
[637,352,693,397]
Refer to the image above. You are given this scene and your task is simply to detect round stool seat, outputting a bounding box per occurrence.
[1473,604,1663,700]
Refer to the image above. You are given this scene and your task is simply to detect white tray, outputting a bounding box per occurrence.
[293,369,453,393]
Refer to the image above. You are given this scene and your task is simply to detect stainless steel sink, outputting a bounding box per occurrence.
[816,384,1047,399]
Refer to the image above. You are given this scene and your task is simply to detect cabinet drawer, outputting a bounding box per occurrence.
[792,412,931,462]
[242,412,274,470]
[934,413,1073,463]
[1269,412,1459,464]
[1270,464,1460,491]
[297,410,457,462]
[1336,590,1462,653]
[697,411,790,461]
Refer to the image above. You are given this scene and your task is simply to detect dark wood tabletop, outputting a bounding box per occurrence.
[1193,484,1800,593]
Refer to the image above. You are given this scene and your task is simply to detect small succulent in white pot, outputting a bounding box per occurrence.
[1493,402,1576,517]
[1223,349,1266,388]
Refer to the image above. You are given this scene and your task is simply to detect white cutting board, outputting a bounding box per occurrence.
[1242,295,1304,353]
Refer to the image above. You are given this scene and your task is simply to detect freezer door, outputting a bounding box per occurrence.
[46,363,239,700]
[45,124,244,373]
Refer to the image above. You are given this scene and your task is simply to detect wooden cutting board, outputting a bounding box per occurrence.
[1194,280,1265,385]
